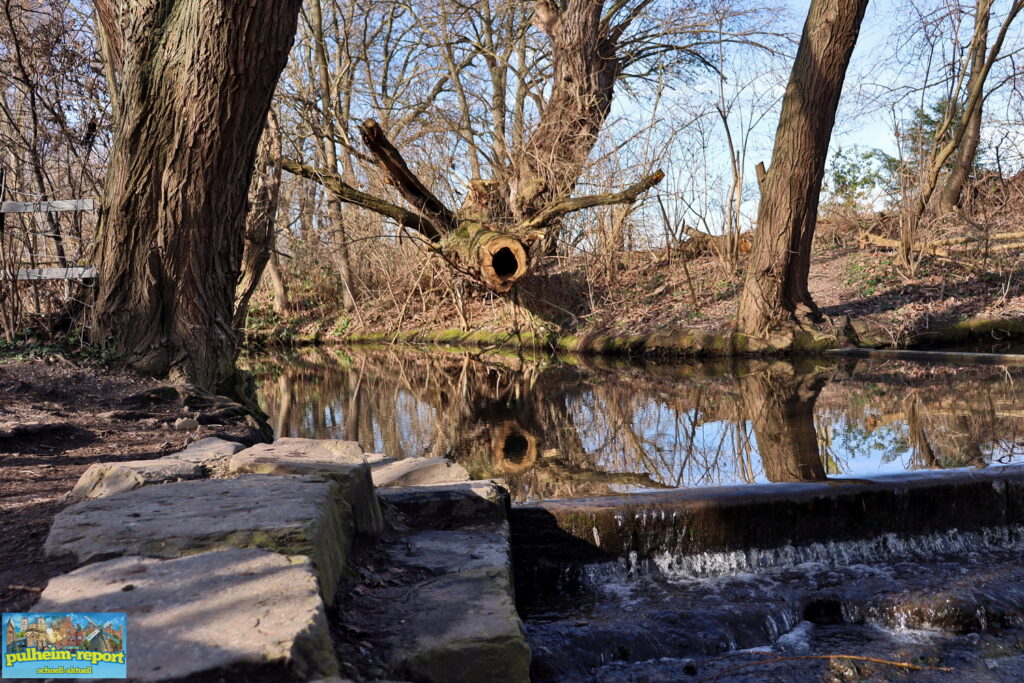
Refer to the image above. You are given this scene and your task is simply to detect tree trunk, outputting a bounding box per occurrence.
[307,0,355,310]
[91,0,301,392]
[740,366,827,483]
[941,1,990,211]
[234,110,283,331]
[499,0,619,225]
[736,0,869,337]
[267,249,291,315]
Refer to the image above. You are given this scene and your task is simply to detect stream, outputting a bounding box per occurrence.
[246,347,1024,680]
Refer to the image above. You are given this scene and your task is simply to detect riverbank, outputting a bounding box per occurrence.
[242,239,1024,354]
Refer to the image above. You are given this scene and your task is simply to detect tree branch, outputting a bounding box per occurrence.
[357,119,457,233]
[516,169,665,234]
[281,158,443,241]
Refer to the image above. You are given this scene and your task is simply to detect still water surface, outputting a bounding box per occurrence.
[246,347,1024,502]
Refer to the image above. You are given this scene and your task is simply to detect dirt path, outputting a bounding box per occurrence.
[0,360,257,612]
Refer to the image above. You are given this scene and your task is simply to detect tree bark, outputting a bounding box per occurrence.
[736,0,869,337]
[234,110,283,331]
[499,0,620,225]
[941,0,991,211]
[91,0,301,392]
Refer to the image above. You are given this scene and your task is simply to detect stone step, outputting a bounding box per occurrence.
[167,436,245,464]
[67,459,206,501]
[378,481,510,530]
[33,548,339,681]
[45,474,352,603]
[229,438,384,535]
[371,456,470,488]
[340,514,530,683]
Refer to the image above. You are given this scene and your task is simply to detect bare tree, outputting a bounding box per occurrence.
[736,0,870,338]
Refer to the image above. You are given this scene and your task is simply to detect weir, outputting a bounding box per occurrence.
[512,465,1024,569]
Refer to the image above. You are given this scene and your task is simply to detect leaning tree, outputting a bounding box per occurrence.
[736,0,870,338]
[91,0,302,393]
[282,0,694,295]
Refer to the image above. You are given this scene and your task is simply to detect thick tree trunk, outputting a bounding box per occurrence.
[499,0,619,224]
[92,0,301,392]
[941,1,990,211]
[736,0,869,337]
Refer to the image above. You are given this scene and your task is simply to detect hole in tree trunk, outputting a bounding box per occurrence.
[492,247,519,279]
[503,433,529,463]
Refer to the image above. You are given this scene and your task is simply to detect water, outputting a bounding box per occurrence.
[246,346,1024,680]
[246,347,1024,502]
[518,528,1024,681]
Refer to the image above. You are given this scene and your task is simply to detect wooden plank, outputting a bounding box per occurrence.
[0,198,95,213]
[13,267,98,281]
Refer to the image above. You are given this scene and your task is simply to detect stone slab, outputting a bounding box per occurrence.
[33,549,339,681]
[230,440,383,536]
[391,566,531,682]
[68,459,205,501]
[391,521,511,575]
[45,474,352,603]
[234,437,366,463]
[372,457,470,488]
[167,436,245,464]
[379,481,510,529]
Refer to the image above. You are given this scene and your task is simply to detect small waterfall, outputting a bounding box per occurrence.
[649,525,1023,580]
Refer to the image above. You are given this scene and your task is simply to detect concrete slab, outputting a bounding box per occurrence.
[45,475,352,603]
[33,549,339,681]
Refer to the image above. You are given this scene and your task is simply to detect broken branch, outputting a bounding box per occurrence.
[358,119,457,234]
[281,158,442,241]
[516,169,665,234]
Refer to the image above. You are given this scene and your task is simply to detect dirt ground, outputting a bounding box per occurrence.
[0,360,260,613]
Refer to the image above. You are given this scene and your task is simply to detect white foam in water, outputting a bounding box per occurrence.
[775,620,814,654]
[653,525,1023,580]
[867,622,945,645]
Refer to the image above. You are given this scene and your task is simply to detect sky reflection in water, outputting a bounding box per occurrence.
[245,348,1024,502]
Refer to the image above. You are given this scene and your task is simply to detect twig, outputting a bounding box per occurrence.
[699,650,953,680]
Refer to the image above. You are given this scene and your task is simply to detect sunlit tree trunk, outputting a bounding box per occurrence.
[941,0,990,210]
[91,0,301,392]
[235,110,284,331]
[736,0,869,337]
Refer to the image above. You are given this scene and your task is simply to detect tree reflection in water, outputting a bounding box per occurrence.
[244,349,1024,501]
